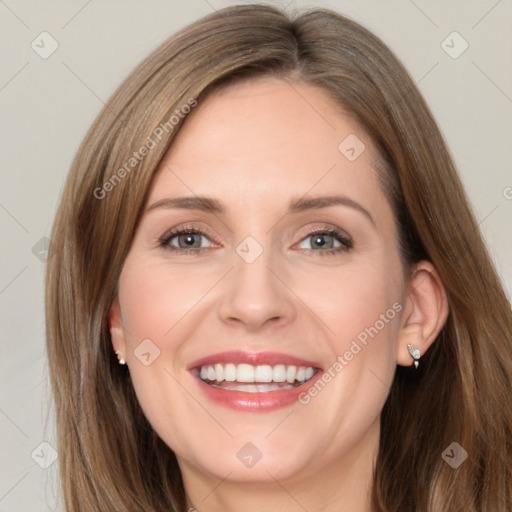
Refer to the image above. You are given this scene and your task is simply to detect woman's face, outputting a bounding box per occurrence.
[110,77,408,484]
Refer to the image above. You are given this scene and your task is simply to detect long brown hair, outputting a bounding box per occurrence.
[45,4,512,511]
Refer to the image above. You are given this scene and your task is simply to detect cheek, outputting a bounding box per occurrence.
[306,258,402,355]
[115,255,232,416]
[297,257,402,416]
[334,276,399,353]
[119,258,217,342]
[115,261,198,448]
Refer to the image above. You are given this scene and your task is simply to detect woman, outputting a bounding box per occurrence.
[45,4,512,511]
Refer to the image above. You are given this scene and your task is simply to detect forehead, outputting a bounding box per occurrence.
[147,77,387,217]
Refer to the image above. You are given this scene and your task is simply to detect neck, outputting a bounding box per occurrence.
[181,419,379,512]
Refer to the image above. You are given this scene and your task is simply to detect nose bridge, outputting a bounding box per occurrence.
[217,236,296,330]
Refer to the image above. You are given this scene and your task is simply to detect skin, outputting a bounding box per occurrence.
[109,77,448,512]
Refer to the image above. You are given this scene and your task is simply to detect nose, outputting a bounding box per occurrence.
[217,245,297,333]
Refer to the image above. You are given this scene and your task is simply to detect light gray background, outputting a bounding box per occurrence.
[0,1,510,510]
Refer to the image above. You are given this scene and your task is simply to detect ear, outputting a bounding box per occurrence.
[396,260,449,366]
[109,297,127,357]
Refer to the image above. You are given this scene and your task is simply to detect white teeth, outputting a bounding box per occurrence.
[286,365,297,383]
[296,367,306,381]
[215,363,224,381]
[212,382,296,393]
[254,364,273,382]
[198,363,316,386]
[237,363,255,383]
[273,364,286,382]
[224,363,237,381]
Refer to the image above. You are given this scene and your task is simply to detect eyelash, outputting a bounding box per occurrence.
[158,226,354,256]
[157,224,353,257]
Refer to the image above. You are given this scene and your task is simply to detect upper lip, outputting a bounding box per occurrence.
[188,350,322,370]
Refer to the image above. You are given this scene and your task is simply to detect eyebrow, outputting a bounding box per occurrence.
[146,194,376,227]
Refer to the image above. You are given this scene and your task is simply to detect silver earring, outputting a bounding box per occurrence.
[407,344,420,369]
[115,351,126,365]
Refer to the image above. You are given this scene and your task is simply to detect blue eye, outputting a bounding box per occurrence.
[159,229,212,254]
[296,228,353,256]
[158,226,353,256]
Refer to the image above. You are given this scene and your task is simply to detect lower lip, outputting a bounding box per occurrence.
[193,373,322,411]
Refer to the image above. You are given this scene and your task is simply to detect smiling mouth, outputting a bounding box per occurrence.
[194,363,318,393]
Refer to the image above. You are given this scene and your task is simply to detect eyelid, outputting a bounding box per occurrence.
[158,223,219,248]
[293,225,353,251]
[158,222,353,254]
[295,224,351,241]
